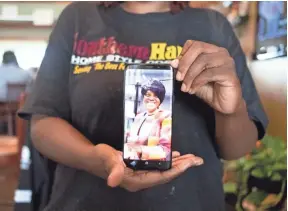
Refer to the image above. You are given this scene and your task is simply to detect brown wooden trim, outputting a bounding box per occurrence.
[0,37,48,41]
[0,1,70,4]
[0,21,55,29]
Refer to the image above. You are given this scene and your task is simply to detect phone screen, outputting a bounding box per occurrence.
[123,64,173,170]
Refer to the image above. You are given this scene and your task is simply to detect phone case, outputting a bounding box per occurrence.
[123,64,174,171]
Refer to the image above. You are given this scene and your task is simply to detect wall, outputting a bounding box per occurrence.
[239,1,287,142]
[249,57,287,141]
[0,2,67,40]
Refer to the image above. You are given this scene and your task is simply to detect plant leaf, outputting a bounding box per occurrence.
[223,183,237,193]
[272,163,287,171]
[260,194,279,208]
[251,168,265,178]
[244,191,268,207]
[271,173,283,181]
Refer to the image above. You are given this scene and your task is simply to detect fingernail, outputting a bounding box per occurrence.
[194,158,203,166]
[181,83,187,92]
[189,89,195,95]
[171,59,179,68]
[176,72,182,81]
[188,40,193,45]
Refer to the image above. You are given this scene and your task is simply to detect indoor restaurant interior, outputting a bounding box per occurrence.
[0,1,286,211]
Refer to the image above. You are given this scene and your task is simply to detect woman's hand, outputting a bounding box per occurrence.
[86,144,126,187]
[171,40,243,114]
[120,151,203,192]
[87,144,203,192]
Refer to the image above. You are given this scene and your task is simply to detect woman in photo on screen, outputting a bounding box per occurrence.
[124,79,172,161]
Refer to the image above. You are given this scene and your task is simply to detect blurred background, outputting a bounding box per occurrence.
[0,1,286,211]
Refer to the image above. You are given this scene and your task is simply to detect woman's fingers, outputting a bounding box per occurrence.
[99,148,126,187]
[172,154,203,167]
[120,154,204,192]
[172,151,181,158]
[107,162,125,187]
[172,153,195,162]
[159,154,203,184]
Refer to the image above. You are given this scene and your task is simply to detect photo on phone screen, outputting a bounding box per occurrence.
[123,64,173,170]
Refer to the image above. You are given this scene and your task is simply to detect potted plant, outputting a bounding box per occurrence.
[223,135,287,210]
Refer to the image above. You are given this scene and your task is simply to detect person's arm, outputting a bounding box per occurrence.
[158,117,172,156]
[31,115,125,186]
[31,115,99,174]
[142,116,171,160]
[215,100,258,160]
[171,11,268,161]
[213,13,268,160]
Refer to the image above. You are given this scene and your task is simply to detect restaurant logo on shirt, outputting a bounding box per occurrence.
[71,36,182,74]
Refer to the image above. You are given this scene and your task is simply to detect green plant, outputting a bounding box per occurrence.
[223,135,287,210]
[238,135,286,181]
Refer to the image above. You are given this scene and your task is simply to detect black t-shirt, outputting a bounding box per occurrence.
[19,3,268,211]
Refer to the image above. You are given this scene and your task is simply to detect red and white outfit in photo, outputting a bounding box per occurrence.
[124,109,171,160]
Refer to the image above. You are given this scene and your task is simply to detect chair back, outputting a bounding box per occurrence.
[6,83,27,103]
[16,93,27,162]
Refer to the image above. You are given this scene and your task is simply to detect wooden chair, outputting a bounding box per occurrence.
[0,92,27,165]
[15,93,27,164]
[0,93,27,209]
[0,83,26,136]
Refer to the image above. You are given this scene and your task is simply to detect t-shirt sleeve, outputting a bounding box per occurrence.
[215,12,269,140]
[18,3,77,121]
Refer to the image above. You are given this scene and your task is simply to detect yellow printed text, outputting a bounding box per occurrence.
[94,63,105,70]
[149,43,182,60]
[73,65,92,74]
[104,62,118,70]
[118,62,126,71]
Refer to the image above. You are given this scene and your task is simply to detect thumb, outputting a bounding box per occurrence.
[107,163,124,187]
[170,59,179,69]
[106,153,125,188]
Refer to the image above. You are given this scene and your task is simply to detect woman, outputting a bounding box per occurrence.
[0,51,32,102]
[19,2,267,211]
[124,79,172,161]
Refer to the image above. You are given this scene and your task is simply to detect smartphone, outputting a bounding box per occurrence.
[123,64,174,171]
